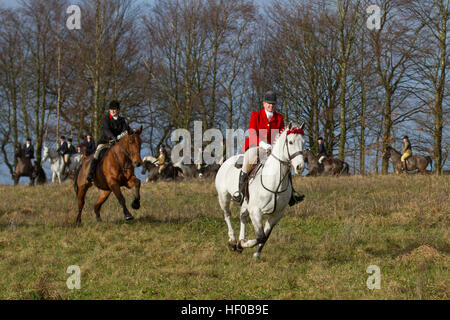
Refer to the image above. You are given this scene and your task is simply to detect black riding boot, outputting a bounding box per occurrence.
[288,173,305,206]
[289,189,305,206]
[87,158,98,183]
[231,171,248,205]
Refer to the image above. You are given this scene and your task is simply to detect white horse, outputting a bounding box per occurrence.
[215,123,306,259]
[143,156,158,165]
[42,145,82,184]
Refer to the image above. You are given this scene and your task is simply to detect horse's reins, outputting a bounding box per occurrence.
[259,135,303,214]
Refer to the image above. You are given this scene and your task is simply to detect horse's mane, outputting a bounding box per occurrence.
[386,146,401,155]
[272,126,305,147]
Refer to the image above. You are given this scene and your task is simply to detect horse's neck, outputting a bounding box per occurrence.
[390,149,401,159]
[113,142,130,163]
[260,142,290,189]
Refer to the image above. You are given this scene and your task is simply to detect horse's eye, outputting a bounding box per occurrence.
[289,141,293,145]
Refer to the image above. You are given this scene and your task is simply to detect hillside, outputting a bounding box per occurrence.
[0,175,448,299]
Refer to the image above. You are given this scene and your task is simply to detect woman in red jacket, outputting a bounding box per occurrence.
[232,91,304,206]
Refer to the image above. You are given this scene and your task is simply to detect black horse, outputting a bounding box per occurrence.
[13,145,46,186]
[141,160,183,182]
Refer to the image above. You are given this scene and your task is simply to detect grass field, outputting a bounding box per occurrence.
[0,174,448,299]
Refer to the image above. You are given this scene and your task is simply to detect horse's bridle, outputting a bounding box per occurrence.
[259,134,304,214]
[112,134,141,172]
[269,135,304,167]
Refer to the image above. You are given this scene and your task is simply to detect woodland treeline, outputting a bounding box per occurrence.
[0,0,448,176]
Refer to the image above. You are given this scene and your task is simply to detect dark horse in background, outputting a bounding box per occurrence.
[13,145,46,186]
[304,150,349,176]
[382,146,432,174]
[74,127,143,225]
[141,160,184,182]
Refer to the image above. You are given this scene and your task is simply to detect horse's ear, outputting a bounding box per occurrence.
[288,122,293,130]
[136,126,143,135]
[299,122,305,130]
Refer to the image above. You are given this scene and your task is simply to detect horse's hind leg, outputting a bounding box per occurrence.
[110,183,134,221]
[218,191,237,251]
[76,184,90,225]
[94,190,111,222]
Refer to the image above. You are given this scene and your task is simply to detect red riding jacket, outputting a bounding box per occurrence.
[242,109,285,152]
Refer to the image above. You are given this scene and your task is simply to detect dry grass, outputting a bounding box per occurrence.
[0,174,448,299]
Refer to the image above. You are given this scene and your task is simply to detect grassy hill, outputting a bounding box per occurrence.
[0,174,448,299]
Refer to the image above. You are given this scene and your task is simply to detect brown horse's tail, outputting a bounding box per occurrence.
[74,161,82,195]
[340,162,349,175]
[426,156,433,172]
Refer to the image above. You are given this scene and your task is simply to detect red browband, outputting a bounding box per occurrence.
[286,128,305,136]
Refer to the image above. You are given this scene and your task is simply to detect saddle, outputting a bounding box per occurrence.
[234,153,265,203]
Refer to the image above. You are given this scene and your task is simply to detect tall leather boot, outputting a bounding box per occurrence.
[289,189,305,206]
[288,173,305,206]
[87,158,98,183]
[231,171,248,205]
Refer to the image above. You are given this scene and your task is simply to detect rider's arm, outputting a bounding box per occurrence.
[400,142,408,153]
[248,112,260,147]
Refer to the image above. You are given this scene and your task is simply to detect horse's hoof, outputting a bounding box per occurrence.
[236,241,244,253]
[131,200,140,210]
[253,252,260,260]
[125,214,134,221]
[227,241,237,251]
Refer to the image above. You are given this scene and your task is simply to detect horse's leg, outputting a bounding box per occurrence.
[127,176,141,210]
[76,183,90,225]
[254,210,285,259]
[218,191,237,251]
[237,208,249,253]
[110,183,134,220]
[94,190,111,222]
[241,207,265,255]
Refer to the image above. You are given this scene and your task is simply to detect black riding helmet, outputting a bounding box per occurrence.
[108,100,121,110]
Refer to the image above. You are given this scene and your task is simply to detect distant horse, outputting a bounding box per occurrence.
[13,145,37,186]
[304,150,349,176]
[198,163,221,179]
[173,161,197,178]
[43,146,82,183]
[382,146,432,174]
[141,159,183,182]
[141,159,160,182]
[31,163,47,185]
[215,123,305,259]
[74,127,143,225]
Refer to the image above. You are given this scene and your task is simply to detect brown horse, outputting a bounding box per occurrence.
[304,150,349,176]
[74,127,143,225]
[13,145,40,186]
[382,146,432,174]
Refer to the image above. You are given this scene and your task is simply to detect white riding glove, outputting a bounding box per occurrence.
[116,131,127,141]
[259,141,272,151]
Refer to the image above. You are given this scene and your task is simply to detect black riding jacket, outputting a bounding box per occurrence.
[318,142,327,157]
[83,138,96,156]
[57,141,68,155]
[23,144,34,159]
[98,113,130,144]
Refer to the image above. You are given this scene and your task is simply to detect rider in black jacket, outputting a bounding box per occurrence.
[317,137,327,164]
[23,138,35,164]
[87,101,130,183]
